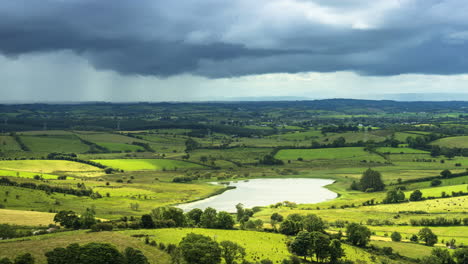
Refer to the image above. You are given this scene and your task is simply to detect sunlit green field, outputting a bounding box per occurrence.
[377,147,429,154]
[0,169,62,179]
[93,159,204,171]
[20,135,90,153]
[276,147,385,161]
[0,160,102,174]
[431,136,468,148]
[0,209,55,226]
[121,228,402,264]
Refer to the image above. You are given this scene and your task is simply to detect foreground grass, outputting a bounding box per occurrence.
[121,228,403,263]
[0,231,171,264]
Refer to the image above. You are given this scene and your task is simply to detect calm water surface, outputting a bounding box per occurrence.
[177,178,337,212]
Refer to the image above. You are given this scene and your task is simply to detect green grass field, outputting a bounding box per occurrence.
[377,147,429,154]
[0,169,62,179]
[276,147,385,161]
[0,160,102,174]
[0,231,171,264]
[97,142,144,152]
[122,228,404,264]
[0,136,21,151]
[431,136,468,148]
[20,135,90,153]
[92,159,204,171]
[0,209,55,226]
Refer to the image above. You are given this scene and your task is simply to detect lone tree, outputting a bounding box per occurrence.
[179,233,221,264]
[409,190,423,201]
[219,241,246,264]
[359,168,385,192]
[346,223,371,247]
[391,231,402,242]
[418,227,438,246]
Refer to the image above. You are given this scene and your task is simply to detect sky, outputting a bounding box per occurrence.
[1,0,468,102]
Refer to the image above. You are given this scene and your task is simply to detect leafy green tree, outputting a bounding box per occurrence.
[53,211,79,228]
[359,169,385,192]
[332,137,346,147]
[431,145,441,157]
[140,214,155,229]
[310,231,330,262]
[279,220,301,236]
[186,208,203,226]
[219,241,246,264]
[123,247,149,264]
[429,248,455,264]
[302,214,325,233]
[270,213,284,222]
[346,223,371,247]
[289,231,312,260]
[13,253,34,264]
[418,227,438,246]
[200,207,218,228]
[45,243,81,264]
[151,206,185,227]
[79,208,97,229]
[259,154,284,165]
[328,239,345,264]
[0,258,12,264]
[440,169,452,178]
[410,234,419,243]
[235,203,245,222]
[216,211,235,229]
[453,248,468,264]
[78,243,124,264]
[409,190,423,201]
[185,138,200,151]
[179,233,221,264]
[0,224,16,239]
[390,232,402,242]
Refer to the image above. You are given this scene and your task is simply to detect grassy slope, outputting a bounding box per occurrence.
[0,209,55,226]
[276,147,385,161]
[122,228,403,264]
[20,135,90,153]
[431,136,468,148]
[0,136,21,151]
[0,160,101,174]
[93,159,204,171]
[0,231,171,264]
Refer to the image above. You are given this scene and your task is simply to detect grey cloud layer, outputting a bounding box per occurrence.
[1,0,468,77]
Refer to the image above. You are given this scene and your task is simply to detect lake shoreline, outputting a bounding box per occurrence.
[176,178,338,212]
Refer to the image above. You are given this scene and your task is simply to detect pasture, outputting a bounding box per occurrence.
[93,159,204,171]
[20,135,90,153]
[0,160,102,174]
[276,147,385,161]
[0,169,61,179]
[431,136,468,148]
[0,231,171,264]
[0,209,55,226]
[0,136,21,151]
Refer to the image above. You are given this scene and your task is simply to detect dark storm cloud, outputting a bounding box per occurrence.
[1,0,468,77]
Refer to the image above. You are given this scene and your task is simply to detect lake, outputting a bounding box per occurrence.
[177,178,337,212]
